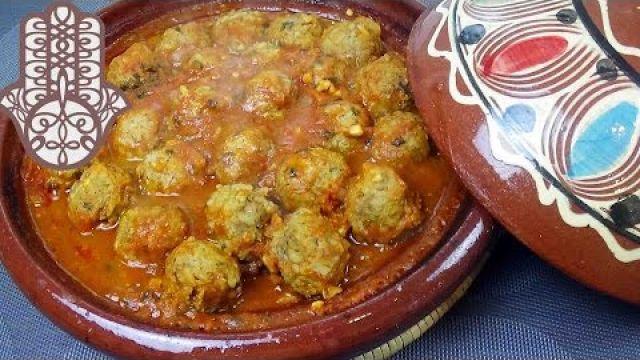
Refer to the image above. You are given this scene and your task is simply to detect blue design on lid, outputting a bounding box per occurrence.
[460,24,486,45]
[500,104,536,133]
[568,101,638,179]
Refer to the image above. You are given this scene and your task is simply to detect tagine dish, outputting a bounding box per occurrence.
[21,7,455,332]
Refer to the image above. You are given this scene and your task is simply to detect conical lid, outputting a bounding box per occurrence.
[408,0,640,304]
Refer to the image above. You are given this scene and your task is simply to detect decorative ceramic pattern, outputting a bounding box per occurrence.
[427,0,640,262]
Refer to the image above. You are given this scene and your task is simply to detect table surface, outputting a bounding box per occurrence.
[0,1,639,359]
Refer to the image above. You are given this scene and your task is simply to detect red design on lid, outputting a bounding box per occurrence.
[481,36,568,76]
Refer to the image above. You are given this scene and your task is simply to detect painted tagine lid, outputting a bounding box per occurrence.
[408,0,640,304]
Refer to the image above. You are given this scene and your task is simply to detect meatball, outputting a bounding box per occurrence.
[303,56,348,95]
[185,48,228,71]
[320,16,382,65]
[114,205,188,264]
[267,13,324,49]
[206,184,277,260]
[356,52,411,118]
[245,42,282,66]
[275,147,350,212]
[164,237,241,313]
[243,70,295,121]
[171,84,230,137]
[213,128,275,185]
[212,10,268,53]
[156,22,211,60]
[323,100,370,138]
[263,208,350,298]
[324,132,361,155]
[67,162,131,230]
[107,42,157,90]
[137,141,206,194]
[345,164,422,244]
[111,106,162,159]
[371,111,430,167]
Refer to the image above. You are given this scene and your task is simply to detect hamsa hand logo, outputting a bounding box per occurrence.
[0,2,128,170]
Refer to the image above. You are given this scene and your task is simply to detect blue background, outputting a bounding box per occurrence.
[0,1,639,359]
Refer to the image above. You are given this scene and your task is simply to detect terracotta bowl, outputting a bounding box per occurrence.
[0,1,494,359]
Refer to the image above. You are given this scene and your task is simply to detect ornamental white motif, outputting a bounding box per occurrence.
[0,3,128,170]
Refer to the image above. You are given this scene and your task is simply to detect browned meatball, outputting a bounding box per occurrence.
[243,70,295,121]
[107,42,157,91]
[244,42,282,66]
[111,106,163,159]
[324,132,362,155]
[114,205,188,264]
[137,141,207,194]
[371,111,430,167]
[67,162,131,231]
[303,56,348,95]
[184,48,229,71]
[164,237,241,313]
[275,147,350,212]
[171,84,231,137]
[356,52,411,118]
[156,22,212,65]
[263,208,350,298]
[212,10,268,53]
[320,16,382,65]
[213,127,275,185]
[323,100,370,138]
[345,163,422,244]
[206,184,277,260]
[267,13,324,49]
